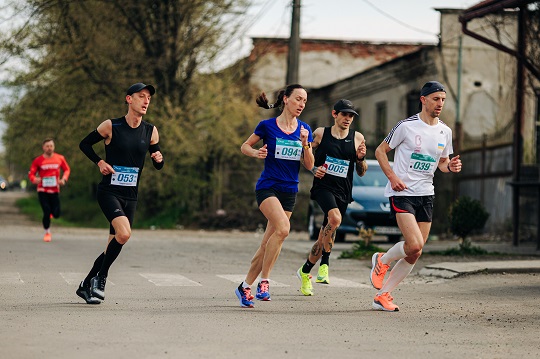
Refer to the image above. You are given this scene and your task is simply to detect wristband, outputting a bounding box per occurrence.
[357,156,365,162]
[311,166,317,175]
[303,143,311,150]
[447,163,454,173]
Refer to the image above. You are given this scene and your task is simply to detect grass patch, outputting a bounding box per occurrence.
[427,245,497,256]
[16,195,103,228]
[339,241,386,259]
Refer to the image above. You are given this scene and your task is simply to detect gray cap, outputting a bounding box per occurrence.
[333,99,359,116]
[126,82,155,96]
[420,81,445,97]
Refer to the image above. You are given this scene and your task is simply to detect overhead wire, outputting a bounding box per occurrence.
[360,0,437,37]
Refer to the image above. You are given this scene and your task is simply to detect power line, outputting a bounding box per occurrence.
[361,0,436,36]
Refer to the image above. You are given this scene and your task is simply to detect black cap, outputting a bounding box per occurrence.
[420,81,445,97]
[126,83,155,96]
[333,99,359,116]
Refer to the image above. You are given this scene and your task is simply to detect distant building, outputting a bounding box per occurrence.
[247,37,426,91]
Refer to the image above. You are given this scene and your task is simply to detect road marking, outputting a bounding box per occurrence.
[60,272,114,286]
[140,273,202,286]
[316,277,371,288]
[0,272,24,284]
[217,275,290,287]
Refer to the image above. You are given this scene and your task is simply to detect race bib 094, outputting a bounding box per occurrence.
[275,138,302,161]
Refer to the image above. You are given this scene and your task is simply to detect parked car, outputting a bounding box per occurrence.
[307,159,401,242]
[0,176,8,191]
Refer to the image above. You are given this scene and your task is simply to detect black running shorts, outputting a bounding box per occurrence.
[389,195,434,222]
[256,188,297,212]
[97,190,137,234]
[311,188,348,227]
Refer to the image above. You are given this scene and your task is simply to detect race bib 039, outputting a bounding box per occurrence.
[408,153,436,174]
[111,166,139,187]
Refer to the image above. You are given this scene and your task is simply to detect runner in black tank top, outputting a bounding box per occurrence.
[296,99,367,296]
[310,126,356,203]
[76,83,164,304]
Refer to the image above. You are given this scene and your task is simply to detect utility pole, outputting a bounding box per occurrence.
[286,0,301,85]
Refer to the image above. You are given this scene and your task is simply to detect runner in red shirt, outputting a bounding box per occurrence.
[28,138,71,242]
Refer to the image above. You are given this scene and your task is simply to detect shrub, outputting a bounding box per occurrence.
[448,196,489,249]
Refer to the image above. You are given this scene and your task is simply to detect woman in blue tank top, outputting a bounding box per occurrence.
[235,84,314,308]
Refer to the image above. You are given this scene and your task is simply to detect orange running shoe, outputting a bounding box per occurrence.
[372,292,399,312]
[370,252,389,290]
[43,233,52,242]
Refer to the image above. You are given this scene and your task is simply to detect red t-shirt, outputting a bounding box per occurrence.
[28,153,71,193]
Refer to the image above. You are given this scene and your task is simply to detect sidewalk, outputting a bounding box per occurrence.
[285,232,540,279]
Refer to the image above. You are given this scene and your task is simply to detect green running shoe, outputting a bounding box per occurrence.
[316,264,330,284]
[296,267,313,296]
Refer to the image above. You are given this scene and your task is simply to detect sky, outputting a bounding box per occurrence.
[0,0,482,153]
[221,0,481,66]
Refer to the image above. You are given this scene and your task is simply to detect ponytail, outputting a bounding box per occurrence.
[255,84,304,111]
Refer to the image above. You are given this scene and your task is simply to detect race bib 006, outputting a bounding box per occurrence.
[111,166,139,187]
[41,176,57,187]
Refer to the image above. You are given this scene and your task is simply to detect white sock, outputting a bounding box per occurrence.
[378,259,414,295]
[242,281,251,289]
[381,241,406,264]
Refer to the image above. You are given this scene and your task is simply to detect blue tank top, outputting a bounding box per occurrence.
[254,118,313,193]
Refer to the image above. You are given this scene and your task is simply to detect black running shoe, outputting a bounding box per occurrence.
[76,281,101,304]
[90,275,107,300]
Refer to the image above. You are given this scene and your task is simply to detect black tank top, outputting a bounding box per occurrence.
[311,127,356,203]
[98,116,154,200]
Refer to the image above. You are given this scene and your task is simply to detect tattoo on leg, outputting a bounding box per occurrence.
[323,224,333,238]
[311,242,321,256]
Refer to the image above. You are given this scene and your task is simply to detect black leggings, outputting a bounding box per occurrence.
[38,192,60,229]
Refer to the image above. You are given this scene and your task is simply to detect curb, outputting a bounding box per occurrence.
[420,260,540,278]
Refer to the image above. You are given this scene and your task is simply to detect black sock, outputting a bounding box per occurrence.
[83,252,105,287]
[321,250,331,266]
[302,259,315,274]
[98,237,123,278]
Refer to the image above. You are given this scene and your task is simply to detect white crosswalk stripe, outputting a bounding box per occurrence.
[139,273,202,286]
[319,277,371,288]
[0,271,401,288]
[0,272,24,284]
[217,274,290,287]
[60,272,115,286]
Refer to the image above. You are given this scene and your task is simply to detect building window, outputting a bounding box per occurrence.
[407,90,421,117]
[376,101,387,144]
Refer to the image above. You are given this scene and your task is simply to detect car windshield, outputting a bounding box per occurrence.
[353,165,388,187]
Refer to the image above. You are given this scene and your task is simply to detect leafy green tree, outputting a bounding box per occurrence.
[0,0,261,228]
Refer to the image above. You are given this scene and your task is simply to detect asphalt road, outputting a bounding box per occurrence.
[1,191,540,359]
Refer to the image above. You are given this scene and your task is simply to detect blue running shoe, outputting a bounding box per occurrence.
[255,280,271,301]
[235,285,254,308]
